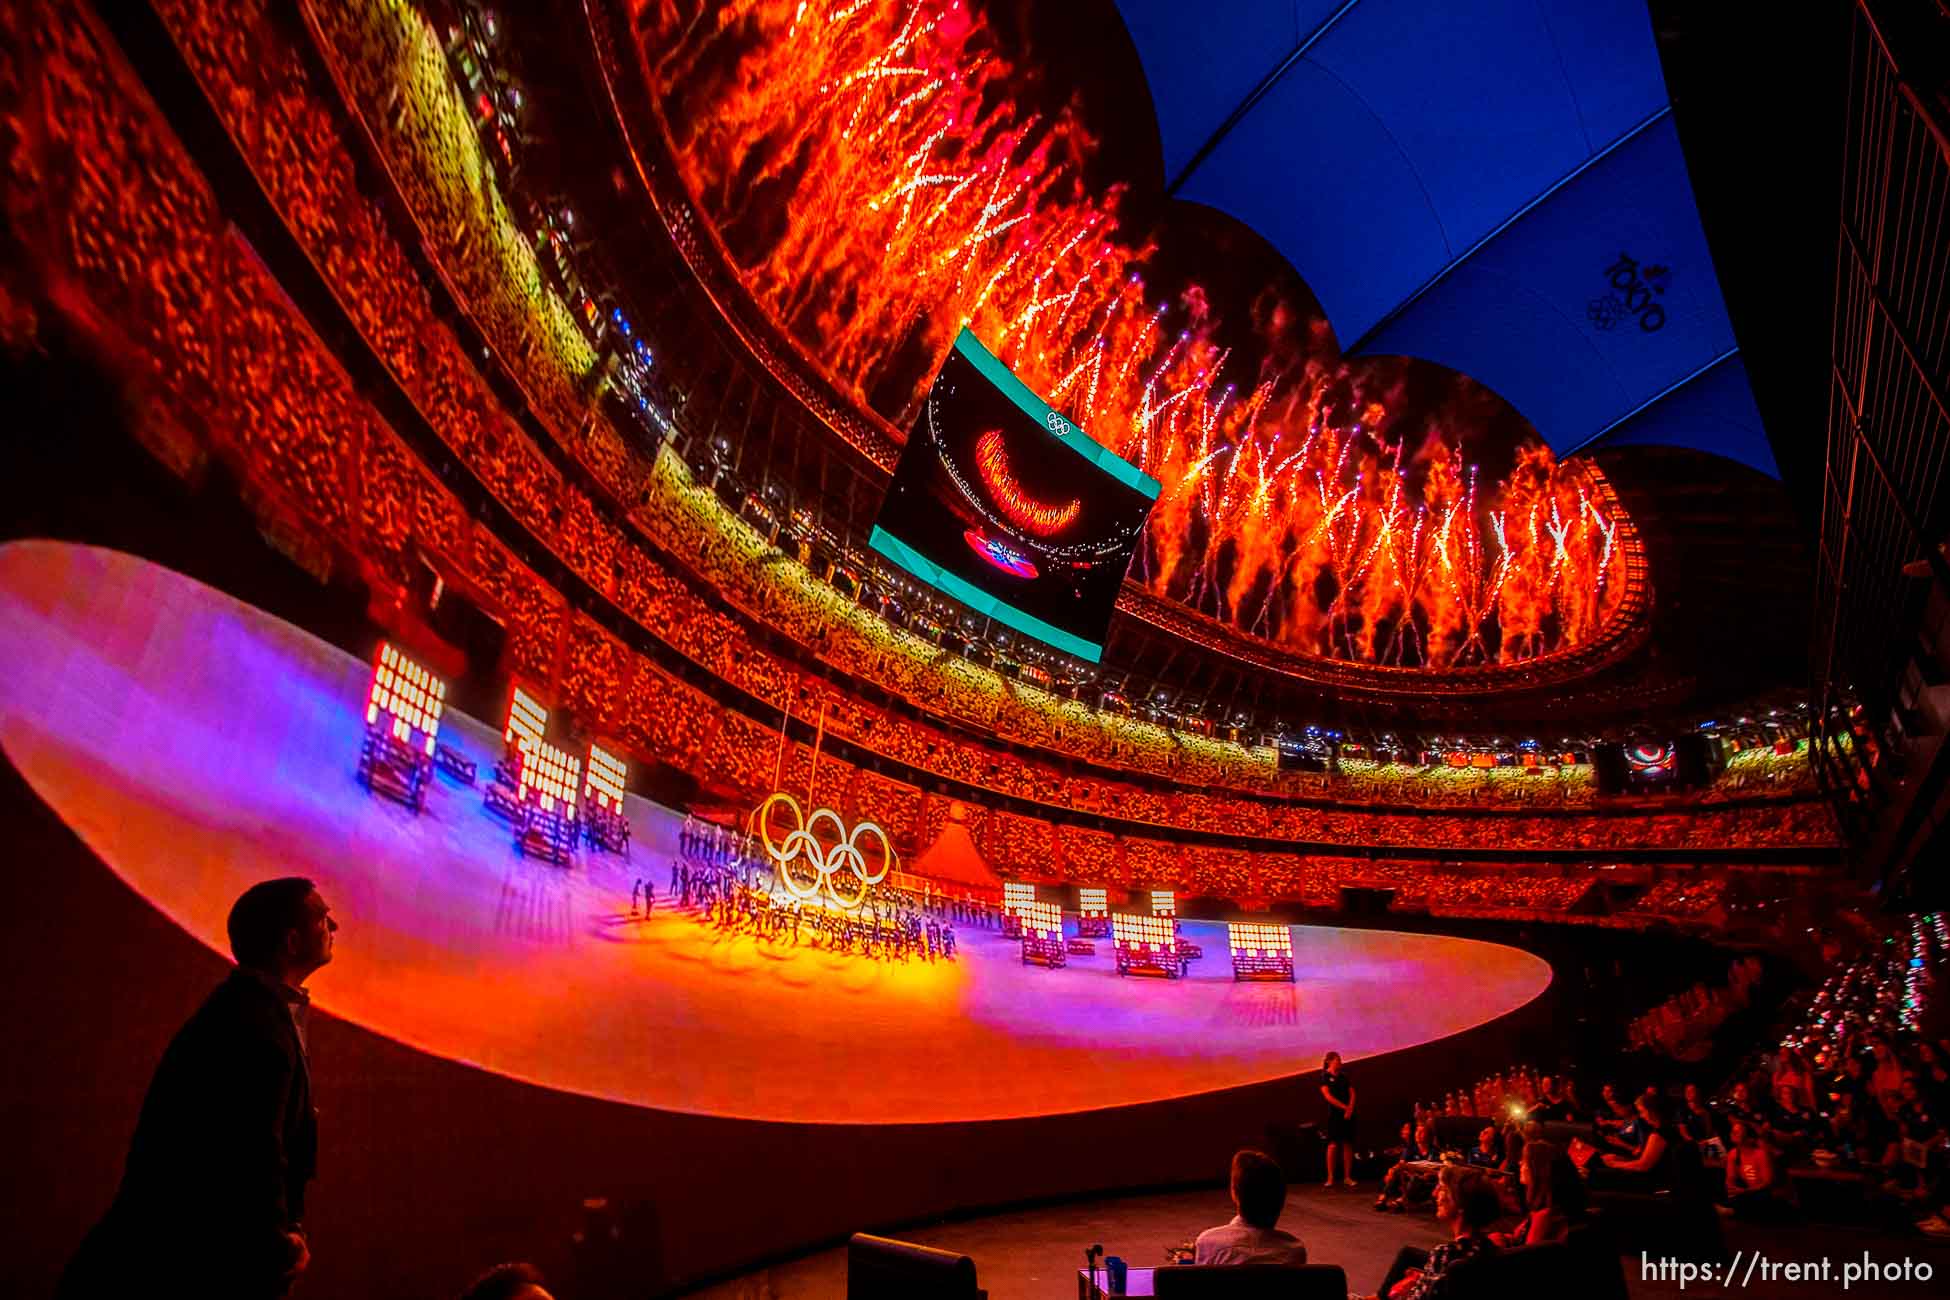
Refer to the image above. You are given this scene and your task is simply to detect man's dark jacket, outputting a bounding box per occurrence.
[59,968,317,1295]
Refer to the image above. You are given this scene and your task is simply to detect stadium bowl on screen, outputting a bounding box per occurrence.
[871,329,1160,663]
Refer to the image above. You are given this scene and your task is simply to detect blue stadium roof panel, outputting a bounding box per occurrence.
[1112,0,1775,474]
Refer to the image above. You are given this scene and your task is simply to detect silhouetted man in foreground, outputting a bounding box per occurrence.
[60,877,337,1298]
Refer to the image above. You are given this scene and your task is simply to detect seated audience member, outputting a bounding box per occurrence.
[1465,1126,1503,1169]
[1561,1078,1587,1118]
[1595,1083,1638,1144]
[1825,1050,1872,1116]
[1723,1079,1765,1131]
[1883,1103,1949,1197]
[1492,1140,1584,1248]
[1774,1046,1819,1114]
[1871,1038,1907,1113]
[460,1262,554,1300]
[1369,1168,1503,1300]
[1894,1077,1940,1137]
[1825,1088,1871,1158]
[1528,1075,1576,1122]
[1586,1094,1680,1192]
[1677,1082,1721,1146]
[1374,1122,1441,1211]
[1723,1120,1792,1222]
[1765,1086,1821,1156]
[1195,1150,1309,1266]
[1917,1043,1950,1116]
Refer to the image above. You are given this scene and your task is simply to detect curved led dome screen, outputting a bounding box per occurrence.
[871,329,1161,662]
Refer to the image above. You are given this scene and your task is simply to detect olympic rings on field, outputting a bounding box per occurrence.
[751,792,895,910]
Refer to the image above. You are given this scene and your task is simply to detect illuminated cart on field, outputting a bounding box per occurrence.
[582,743,630,853]
[485,686,548,821]
[1076,887,1110,938]
[514,737,582,865]
[357,643,446,814]
[1152,890,1201,961]
[1227,922,1295,982]
[1001,881,1035,939]
[434,743,476,785]
[1112,912,1185,979]
[1020,901,1067,968]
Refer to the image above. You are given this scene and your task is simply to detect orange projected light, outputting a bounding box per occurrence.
[1078,888,1108,918]
[586,744,627,814]
[974,429,1081,537]
[365,642,447,756]
[517,738,582,818]
[1151,890,1176,918]
[505,685,547,749]
[1023,901,1064,941]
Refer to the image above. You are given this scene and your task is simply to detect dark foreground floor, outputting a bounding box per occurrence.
[686,1183,1950,1300]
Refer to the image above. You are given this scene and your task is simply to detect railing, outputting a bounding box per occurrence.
[1812,0,1950,887]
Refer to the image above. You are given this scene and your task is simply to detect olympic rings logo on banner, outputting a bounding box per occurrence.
[751,792,895,909]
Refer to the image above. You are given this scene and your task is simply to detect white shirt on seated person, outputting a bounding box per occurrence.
[1192,1216,1309,1266]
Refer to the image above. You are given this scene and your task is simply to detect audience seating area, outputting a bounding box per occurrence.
[1350,915,1950,1257]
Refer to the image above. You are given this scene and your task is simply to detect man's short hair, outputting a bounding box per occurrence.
[1229,1149,1287,1229]
[227,877,317,968]
[459,1262,547,1300]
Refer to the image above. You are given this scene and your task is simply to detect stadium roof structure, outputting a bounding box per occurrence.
[1112,0,1778,476]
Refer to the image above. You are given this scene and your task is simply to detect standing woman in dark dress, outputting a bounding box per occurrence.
[1322,1051,1359,1188]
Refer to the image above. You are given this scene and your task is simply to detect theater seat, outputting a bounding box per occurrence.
[1151,1263,1348,1299]
[1587,1188,1726,1261]
[846,1233,985,1300]
[1427,1224,1626,1300]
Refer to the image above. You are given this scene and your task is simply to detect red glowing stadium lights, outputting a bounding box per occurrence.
[1150,890,1176,918]
[1019,901,1067,969]
[583,743,630,853]
[1112,912,1183,979]
[1077,886,1110,938]
[1227,922,1295,983]
[1002,881,1035,939]
[357,642,447,813]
